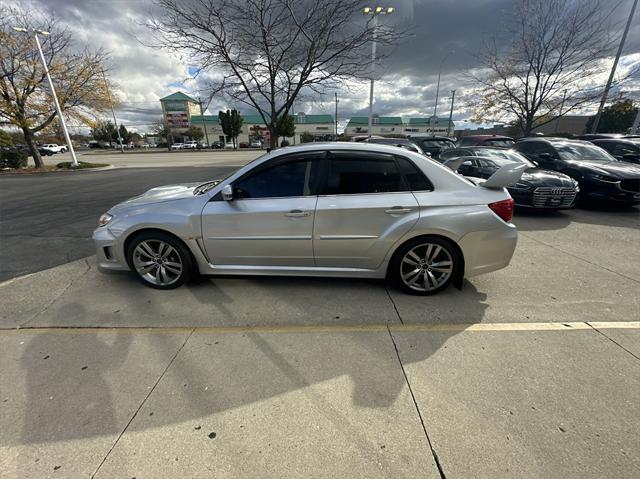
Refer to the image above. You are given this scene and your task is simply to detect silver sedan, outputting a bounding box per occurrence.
[93,143,523,295]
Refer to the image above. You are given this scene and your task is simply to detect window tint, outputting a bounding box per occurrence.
[396,156,433,191]
[326,154,402,194]
[235,160,312,198]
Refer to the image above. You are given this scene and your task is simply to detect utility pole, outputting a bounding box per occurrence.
[13,27,79,167]
[101,69,124,153]
[334,92,339,138]
[591,0,638,133]
[447,90,456,137]
[198,97,210,148]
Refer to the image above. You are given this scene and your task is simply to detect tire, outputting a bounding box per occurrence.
[389,236,461,295]
[126,231,194,289]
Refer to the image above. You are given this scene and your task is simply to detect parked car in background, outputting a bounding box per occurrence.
[183,141,198,149]
[576,133,624,141]
[361,137,428,155]
[93,143,523,294]
[170,143,184,150]
[239,142,249,148]
[458,135,515,148]
[224,141,236,149]
[441,147,579,209]
[211,141,224,149]
[408,136,456,160]
[249,140,263,148]
[514,138,640,205]
[40,143,66,154]
[589,138,640,164]
[37,146,55,156]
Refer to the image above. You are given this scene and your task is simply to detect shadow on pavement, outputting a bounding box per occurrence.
[20,304,132,445]
[513,204,639,232]
[12,274,488,450]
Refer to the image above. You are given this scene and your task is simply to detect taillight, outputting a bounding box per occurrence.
[488,198,514,222]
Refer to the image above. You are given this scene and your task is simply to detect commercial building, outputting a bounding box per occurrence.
[190,111,335,145]
[159,91,201,130]
[345,115,454,136]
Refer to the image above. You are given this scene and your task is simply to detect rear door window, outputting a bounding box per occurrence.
[325,152,402,194]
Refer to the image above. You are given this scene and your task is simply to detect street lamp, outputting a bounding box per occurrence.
[363,6,395,138]
[432,50,453,136]
[12,26,79,167]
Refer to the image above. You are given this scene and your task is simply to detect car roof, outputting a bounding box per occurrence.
[408,135,455,141]
[462,135,514,140]
[269,141,427,156]
[592,138,639,144]
[517,137,591,145]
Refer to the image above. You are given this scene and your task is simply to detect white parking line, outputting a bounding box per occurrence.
[1,321,638,335]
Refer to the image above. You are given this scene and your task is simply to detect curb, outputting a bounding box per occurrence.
[0,164,115,176]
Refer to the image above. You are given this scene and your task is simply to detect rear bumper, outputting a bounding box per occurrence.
[458,223,518,278]
[92,226,129,272]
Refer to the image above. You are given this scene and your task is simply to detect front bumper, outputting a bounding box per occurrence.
[581,179,640,204]
[509,187,578,209]
[92,226,129,272]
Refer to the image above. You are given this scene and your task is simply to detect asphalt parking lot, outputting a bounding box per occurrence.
[1,152,639,478]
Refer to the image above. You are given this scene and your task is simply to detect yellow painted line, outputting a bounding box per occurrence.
[0,321,638,335]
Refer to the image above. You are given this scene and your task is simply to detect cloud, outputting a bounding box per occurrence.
[16,0,640,133]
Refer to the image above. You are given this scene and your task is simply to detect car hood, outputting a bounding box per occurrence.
[521,167,576,186]
[112,183,200,211]
[565,160,640,179]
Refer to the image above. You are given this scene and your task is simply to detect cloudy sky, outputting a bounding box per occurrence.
[13,0,640,133]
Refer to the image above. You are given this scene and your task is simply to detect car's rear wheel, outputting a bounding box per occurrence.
[390,236,461,295]
[126,231,193,289]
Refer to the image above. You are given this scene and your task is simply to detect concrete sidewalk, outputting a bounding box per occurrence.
[1,204,639,478]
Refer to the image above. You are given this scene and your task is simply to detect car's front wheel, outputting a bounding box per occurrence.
[389,236,461,295]
[126,231,194,289]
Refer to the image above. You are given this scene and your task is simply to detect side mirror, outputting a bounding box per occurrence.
[221,184,234,201]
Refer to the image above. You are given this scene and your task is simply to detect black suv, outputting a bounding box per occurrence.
[513,138,640,205]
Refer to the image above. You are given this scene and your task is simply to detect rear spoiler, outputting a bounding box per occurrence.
[444,157,526,189]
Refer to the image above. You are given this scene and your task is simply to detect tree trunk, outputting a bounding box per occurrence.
[269,126,278,149]
[22,128,43,168]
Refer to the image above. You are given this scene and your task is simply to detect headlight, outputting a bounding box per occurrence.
[98,213,113,227]
[588,174,619,183]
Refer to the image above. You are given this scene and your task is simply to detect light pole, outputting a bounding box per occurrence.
[363,6,394,138]
[447,90,456,137]
[591,0,638,133]
[13,27,79,167]
[101,69,124,153]
[432,51,453,136]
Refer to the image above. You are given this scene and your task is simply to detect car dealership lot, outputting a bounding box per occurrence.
[1,154,639,478]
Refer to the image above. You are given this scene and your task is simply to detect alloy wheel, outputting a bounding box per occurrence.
[132,239,183,286]
[400,242,454,292]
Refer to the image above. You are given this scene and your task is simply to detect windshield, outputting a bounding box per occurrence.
[419,139,454,150]
[478,149,536,167]
[555,143,618,162]
[193,151,271,194]
[483,139,515,147]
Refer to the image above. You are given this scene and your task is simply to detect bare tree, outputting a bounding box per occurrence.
[148,0,402,148]
[0,5,112,167]
[468,0,632,136]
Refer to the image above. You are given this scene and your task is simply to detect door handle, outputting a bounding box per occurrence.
[285,209,310,217]
[385,206,412,214]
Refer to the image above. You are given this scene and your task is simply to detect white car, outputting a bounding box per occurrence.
[41,143,66,154]
[170,143,184,150]
[183,141,198,149]
[249,140,262,148]
[224,141,236,149]
[93,143,524,294]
